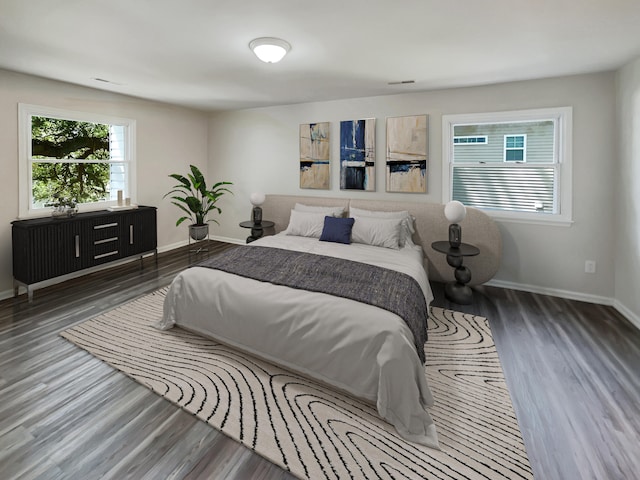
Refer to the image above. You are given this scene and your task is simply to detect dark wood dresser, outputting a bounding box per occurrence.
[12,206,157,301]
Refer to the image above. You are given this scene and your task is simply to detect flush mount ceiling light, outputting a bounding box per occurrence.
[249,37,291,63]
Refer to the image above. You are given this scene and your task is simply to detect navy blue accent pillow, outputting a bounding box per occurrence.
[319,216,355,244]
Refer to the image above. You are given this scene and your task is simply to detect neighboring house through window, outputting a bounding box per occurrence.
[504,134,526,162]
[442,107,572,225]
[18,104,136,218]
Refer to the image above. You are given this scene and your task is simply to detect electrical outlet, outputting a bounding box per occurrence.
[585,260,596,274]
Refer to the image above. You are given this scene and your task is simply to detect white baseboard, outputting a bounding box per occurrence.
[210,235,245,245]
[611,300,640,331]
[486,278,640,330]
[158,235,245,251]
[485,279,615,305]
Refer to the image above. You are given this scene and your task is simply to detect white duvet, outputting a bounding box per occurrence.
[157,234,438,448]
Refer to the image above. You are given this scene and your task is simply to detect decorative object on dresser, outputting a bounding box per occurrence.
[12,206,157,302]
[49,195,78,218]
[164,164,233,241]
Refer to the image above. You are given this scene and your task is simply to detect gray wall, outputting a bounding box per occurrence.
[615,57,640,327]
[208,72,620,309]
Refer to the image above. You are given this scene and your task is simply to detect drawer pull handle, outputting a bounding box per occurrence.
[94,237,118,245]
[130,225,134,245]
[94,222,118,230]
[94,251,118,260]
[75,235,80,258]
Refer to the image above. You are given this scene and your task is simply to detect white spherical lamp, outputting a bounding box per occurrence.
[444,200,467,224]
[250,192,265,206]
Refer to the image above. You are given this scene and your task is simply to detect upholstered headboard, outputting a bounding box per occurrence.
[261,194,501,286]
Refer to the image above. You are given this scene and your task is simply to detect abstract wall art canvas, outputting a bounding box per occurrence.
[340,118,375,191]
[386,115,428,193]
[300,122,330,189]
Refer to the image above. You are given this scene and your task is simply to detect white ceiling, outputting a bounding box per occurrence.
[1,0,639,112]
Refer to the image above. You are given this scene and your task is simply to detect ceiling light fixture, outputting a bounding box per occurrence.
[249,37,291,63]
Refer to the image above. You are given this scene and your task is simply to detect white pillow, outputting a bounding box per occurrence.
[351,216,403,249]
[285,210,326,238]
[349,207,415,247]
[294,203,346,217]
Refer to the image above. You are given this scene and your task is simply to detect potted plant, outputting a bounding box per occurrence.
[164,165,233,240]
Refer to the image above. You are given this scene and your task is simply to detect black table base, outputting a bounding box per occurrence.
[239,220,275,243]
[431,241,480,305]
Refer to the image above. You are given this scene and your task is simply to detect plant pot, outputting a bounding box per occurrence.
[189,224,209,241]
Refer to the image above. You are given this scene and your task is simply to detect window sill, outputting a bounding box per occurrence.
[18,201,132,220]
[484,210,573,227]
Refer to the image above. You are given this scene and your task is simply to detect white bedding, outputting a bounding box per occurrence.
[157,234,438,448]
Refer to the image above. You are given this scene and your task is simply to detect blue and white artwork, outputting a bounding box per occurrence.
[386,115,427,193]
[340,118,375,191]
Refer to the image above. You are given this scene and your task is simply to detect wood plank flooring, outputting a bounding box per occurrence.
[1,240,638,479]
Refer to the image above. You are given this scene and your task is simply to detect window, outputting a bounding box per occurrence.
[442,107,572,225]
[454,135,488,145]
[19,104,136,218]
[504,134,526,162]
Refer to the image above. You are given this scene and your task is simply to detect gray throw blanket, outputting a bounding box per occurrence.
[197,246,428,364]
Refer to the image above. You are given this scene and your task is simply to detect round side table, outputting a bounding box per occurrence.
[239,220,274,243]
[431,241,480,304]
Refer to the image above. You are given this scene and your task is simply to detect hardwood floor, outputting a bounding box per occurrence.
[1,241,638,479]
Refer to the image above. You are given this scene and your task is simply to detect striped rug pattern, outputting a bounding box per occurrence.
[60,288,532,480]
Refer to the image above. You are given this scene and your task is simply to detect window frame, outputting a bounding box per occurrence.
[442,107,573,226]
[453,135,488,145]
[503,134,527,162]
[18,103,137,219]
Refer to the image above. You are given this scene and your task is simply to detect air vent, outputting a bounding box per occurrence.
[388,80,416,85]
[92,78,123,85]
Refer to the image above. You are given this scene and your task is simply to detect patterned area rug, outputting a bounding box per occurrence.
[60,288,532,480]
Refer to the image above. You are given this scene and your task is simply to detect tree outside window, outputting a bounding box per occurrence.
[31,116,112,206]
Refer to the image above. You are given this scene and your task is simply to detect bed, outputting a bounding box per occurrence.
[156,195,502,449]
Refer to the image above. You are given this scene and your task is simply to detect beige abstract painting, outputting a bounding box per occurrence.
[300,122,330,189]
[386,115,428,193]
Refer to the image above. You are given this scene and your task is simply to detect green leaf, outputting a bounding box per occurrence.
[184,196,202,214]
[190,165,207,193]
[165,166,232,228]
